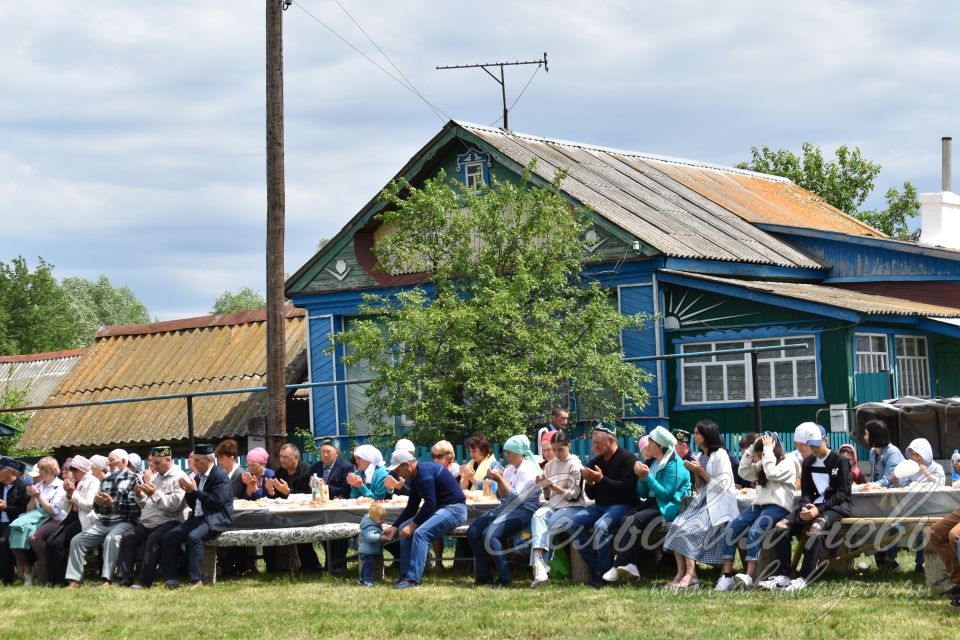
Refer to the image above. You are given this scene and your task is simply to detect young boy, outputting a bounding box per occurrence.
[358,503,386,586]
[759,424,852,592]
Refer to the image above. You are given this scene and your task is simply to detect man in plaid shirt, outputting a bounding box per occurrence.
[65,449,141,587]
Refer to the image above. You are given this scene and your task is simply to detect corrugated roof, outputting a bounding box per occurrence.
[662,270,960,317]
[458,121,882,269]
[20,308,307,450]
[0,349,86,407]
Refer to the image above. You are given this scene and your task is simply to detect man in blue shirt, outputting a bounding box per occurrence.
[381,450,467,589]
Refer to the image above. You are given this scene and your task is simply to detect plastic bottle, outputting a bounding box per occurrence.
[951,449,960,483]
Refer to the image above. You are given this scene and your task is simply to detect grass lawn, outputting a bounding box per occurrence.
[0,550,955,639]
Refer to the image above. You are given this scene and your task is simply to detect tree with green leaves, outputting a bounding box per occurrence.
[62,275,150,343]
[0,257,151,354]
[737,143,919,238]
[335,168,651,446]
[0,374,42,457]
[210,286,266,314]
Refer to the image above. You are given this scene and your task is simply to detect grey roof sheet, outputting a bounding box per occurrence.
[0,350,86,407]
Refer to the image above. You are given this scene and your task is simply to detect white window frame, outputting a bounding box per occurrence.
[679,335,818,406]
[464,161,484,189]
[894,335,930,397]
[855,332,889,373]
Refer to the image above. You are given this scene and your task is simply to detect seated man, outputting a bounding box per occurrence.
[117,446,188,588]
[65,449,141,587]
[566,424,639,588]
[271,443,321,572]
[0,458,30,585]
[381,449,467,589]
[759,425,852,592]
[930,505,960,605]
[160,443,234,589]
[307,438,354,573]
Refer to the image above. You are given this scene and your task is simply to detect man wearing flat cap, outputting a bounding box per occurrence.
[0,457,29,585]
[307,438,355,573]
[117,446,188,588]
[160,443,234,588]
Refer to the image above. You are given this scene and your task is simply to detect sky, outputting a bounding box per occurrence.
[3,0,960,321]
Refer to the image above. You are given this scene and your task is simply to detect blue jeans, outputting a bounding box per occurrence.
[359,553,380,584]
[398,503,467,584]
[468,505,535,583]
[720,504,789,564]
[568,504,633,577]
[528,506,581,564]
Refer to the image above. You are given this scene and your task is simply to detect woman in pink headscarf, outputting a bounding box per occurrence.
[241,447,276,499]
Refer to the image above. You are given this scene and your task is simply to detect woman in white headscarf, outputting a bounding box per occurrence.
[347,444,389,500]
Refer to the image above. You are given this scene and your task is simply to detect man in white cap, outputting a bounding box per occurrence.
[381,449,466,589]
[384,438,417,495]
[65,449,141,587]
[788,422,822,481]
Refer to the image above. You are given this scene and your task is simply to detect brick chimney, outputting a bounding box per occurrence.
[919,137,960,249]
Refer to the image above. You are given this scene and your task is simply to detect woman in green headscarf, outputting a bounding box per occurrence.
[466,434,542,587]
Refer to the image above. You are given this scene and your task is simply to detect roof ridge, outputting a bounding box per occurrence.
[0,348,87,365]
[454,120,791,183]
[58,373,269,396]
[95,306,305,339]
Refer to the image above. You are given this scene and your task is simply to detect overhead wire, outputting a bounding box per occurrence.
[290,0,448,122]
[489,62,543,127]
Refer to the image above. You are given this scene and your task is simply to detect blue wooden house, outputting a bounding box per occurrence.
[285,121,960,441]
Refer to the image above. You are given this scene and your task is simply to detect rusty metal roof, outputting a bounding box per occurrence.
[0,349,86,407]
[20,308,307,450]
[661,270,960,317]
[458,122,884,269]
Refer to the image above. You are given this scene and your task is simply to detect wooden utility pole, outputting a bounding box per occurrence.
[265,0,286,463]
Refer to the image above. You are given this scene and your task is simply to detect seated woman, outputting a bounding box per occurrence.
[10,457,67,585]
[663,419,739,589]
[716,432,796,591]
[530,431,585,586]
[458,435,504,491]
[241,447,276,500]
[430,440,461,570]
[863,419,905,570]
[46,455,103,586]
[467,435,541,587]
[347,445,389,500]
[608,427,689,583]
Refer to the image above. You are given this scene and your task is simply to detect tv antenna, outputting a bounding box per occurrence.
[437,52,548,131]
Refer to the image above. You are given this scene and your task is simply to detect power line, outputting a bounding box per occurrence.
[290,1,448,122]
[328,0,449,121]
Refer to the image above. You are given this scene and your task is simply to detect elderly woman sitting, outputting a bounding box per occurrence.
[467,435,542,587]
[9,457,67,585]
[241,447,276,499]
[46,455,104,586]
[429,440,462,570]
[347,445,389,500]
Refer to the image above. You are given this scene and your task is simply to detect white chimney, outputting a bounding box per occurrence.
[919,136,960,249]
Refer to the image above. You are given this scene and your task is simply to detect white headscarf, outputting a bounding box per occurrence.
[354,445,385,484]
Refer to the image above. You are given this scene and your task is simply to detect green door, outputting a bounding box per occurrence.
[935,347,960,397]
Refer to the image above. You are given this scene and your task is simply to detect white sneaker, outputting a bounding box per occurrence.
[715,575,736,592]
[601,566,620,583]
[734,573,753,590]
[784,578,808,592]
[756,575,791,591]
[616,563,640,580]
[23,574,33,586]
[531,560,549,587]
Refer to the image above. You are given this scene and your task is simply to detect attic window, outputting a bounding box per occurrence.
[456,148,491,189]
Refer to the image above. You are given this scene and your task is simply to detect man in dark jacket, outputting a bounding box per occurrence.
[307,438,355,573]
[272,443,321,571]
[161,443,234,588]
[565,425,639,588]
[760,426,852,592]
[0,458,29,585]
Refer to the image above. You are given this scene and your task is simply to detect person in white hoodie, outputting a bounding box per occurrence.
[890,438,946,488]
[890,437,945,575]
[716,432,796,591]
